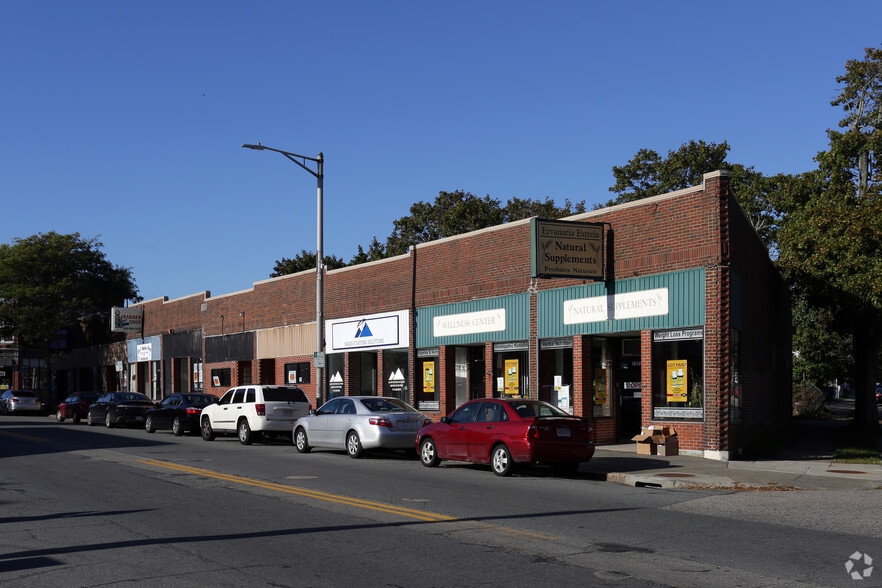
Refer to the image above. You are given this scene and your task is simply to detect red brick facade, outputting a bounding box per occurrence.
[59,171,790,460]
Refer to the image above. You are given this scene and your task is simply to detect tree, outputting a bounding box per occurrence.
[603,140,784,253]
[0,232,139,397]
[270,249,346,278]
[382,190,586,257]
[830,46,882,199]
[776,46,882,431]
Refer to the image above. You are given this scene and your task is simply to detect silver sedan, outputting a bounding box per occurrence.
[293,396,431,458]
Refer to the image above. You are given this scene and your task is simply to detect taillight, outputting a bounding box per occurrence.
[256,403,266,416]
[185,408,201,415]
[369,417,392,428]
[525,423,539,439]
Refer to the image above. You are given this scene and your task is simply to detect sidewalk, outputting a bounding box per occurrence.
[582,400,882,490]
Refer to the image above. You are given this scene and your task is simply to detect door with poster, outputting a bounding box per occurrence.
[616,337,643,440]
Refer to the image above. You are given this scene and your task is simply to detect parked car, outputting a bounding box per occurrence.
[0,389,43,415]
[56,392,101,423]
[200,385,310,445]
[87,392,156,428]
[876,384,882,404]
[294,396,432,458]
[145,393,218,436]
[415,398,595,477]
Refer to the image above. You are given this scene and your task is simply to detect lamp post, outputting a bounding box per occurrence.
[241,143,325,407]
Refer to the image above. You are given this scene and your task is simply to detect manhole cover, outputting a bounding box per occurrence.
[827,470,867,474]
[655,473,695,478]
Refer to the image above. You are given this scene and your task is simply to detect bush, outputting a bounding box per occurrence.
[793,382,826,417]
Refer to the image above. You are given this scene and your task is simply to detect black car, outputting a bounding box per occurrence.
[87,392,155,428]
[145,393,218,436]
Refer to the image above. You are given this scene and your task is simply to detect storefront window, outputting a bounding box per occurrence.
[592,339,612,418]
[284,362,311,385]
[539,338,573,413]
[651,328,704,421]
[210,368,231,388]
[382,349,409,402]
[327,353,345,399]
[493,342,529,399]
[416,348,439,412]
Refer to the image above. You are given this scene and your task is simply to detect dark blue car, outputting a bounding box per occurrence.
[145,393,218,436]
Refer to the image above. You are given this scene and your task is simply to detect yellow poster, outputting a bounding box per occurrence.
[594,368,608,405]
[423,362,435,394]
[667,359,688,403]
[504,359,519,395]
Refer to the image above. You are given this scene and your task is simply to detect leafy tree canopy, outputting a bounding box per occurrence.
[603,139,786,253]
[270,249,347,278]
[0,232,139,349]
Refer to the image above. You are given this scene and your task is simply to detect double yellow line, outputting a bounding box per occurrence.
[139,458,455,522]
[138,458,557,542]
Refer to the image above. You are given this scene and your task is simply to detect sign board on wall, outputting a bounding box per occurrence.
[326,310,409,353]
[564,288,669,324]
[111,307,143,333]
[531,218,604,280]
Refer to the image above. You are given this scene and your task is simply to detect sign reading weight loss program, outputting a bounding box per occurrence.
[531,218,604,280]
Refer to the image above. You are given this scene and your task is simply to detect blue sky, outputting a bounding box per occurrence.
[3,1,880,302]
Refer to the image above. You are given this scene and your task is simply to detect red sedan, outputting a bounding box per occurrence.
[56,392,101,423]
[415,398,595,476]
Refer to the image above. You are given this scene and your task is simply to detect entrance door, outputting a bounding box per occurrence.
[616,337,643,439]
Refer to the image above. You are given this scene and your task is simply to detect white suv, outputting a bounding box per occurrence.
[200,385,310,445]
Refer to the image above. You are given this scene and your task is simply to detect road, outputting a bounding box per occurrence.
[1,415,881,587]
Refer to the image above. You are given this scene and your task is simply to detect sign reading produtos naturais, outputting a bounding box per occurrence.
[531,218,604,280]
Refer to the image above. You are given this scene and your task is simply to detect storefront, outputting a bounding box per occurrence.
[325,310,410,403]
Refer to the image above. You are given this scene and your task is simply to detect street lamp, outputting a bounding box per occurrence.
[241,143,325,406]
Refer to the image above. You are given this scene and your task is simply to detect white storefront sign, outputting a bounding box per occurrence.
[433,309,506,338]
[326,310,409,353]
[564,288,669,324]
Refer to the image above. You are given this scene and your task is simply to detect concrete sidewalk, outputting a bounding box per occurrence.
[582,401,882,490]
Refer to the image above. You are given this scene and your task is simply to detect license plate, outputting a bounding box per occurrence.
[135,416,144,421]
[556,427,571,437]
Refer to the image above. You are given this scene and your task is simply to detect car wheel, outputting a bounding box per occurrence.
[105,411,114,428]
[491,444,514,477]
[201,417,215,441]
[56,409,64,423]
[172,417,184,436]
[294,428,311,453]
[145,415,155,433]
[346,431,363,458]
[72,412,80,424]
[238,419,253,445]
[419,438,440,467]
[87,412,96,426]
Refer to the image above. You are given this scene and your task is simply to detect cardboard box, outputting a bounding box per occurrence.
[631,426,677,456]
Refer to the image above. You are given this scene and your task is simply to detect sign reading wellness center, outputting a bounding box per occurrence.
[326,310,409,353]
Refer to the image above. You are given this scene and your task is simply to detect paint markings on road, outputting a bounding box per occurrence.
[138,458,558,542]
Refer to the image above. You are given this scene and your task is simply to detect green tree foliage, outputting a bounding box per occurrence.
[271,191,587,276]
[777,47,882,430]
[603,140,784,253]
[270,249,346,278]
[382,190,586,257]
[0,232,139,350]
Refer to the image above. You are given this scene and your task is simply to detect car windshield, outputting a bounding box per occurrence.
[359,398,415,413]
[262,387,308,402]
[510,401,570,418]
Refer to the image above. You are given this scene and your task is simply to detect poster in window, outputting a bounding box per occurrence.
[423,362,435,394]
[504,359,519,395]
[667,359,688,403]
[594,368,607,405]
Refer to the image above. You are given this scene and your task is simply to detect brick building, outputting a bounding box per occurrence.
[57,170,791,460]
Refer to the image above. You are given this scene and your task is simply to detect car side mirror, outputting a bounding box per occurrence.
[440,416,450,424]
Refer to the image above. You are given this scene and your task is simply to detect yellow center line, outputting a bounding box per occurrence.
[137,458,558,542]
[0,429,49,442]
